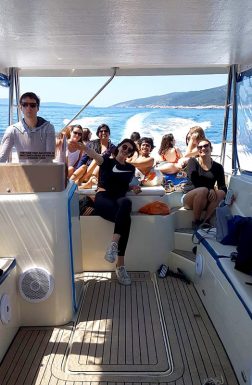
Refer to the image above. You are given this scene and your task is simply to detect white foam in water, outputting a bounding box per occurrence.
[123,112,153,138]
[123,112,211,156]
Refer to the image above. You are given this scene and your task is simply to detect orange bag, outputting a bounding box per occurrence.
[138,201,170,215]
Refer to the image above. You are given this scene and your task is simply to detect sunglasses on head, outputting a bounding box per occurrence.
[21,102,38,108]
[197,143,210,150]
[72,131,82,137]
[122,144,134,156]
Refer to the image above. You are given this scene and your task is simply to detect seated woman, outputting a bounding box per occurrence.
[182,138,227,229]
[71,123,116,188]
[66,125,84,177]
[72,138,140,285]
[156,133,185,174]
[55,124,84,177]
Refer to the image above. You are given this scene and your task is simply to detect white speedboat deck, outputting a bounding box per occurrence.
[0,272,238,385]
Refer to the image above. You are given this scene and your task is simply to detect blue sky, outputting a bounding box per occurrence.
[0,74,227,107]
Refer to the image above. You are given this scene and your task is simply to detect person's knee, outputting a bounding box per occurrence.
[216,189,226,202]
[196,187,209,198]
[118,197,132,213]
[122,197,132,210]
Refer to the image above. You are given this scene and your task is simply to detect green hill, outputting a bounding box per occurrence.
[111,85,227,108]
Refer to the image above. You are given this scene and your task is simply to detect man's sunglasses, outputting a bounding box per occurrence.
[197,143,210,150]
[99,129,109,134]
[72,131,82,137]
[21,102,38,108]
[122,144,134,156]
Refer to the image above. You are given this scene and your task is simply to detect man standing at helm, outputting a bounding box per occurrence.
[0,92,55,162]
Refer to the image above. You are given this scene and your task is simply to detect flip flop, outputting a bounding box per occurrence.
[157,264,168,278]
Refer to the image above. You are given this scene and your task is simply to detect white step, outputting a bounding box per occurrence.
[174,207,194,229]
[174,231,195,251]
[168,250,196,282]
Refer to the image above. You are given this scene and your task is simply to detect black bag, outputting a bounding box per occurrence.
[235,217,252,274]
[79,196,96,216]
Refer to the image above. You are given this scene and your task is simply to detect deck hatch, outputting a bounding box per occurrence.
[67,272,172,373]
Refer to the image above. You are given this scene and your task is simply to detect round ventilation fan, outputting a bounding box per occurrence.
[19,268,54,303]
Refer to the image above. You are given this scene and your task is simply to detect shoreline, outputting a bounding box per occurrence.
[113,105,225,109]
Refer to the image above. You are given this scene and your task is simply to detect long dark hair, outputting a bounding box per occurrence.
[82,127,91,142]
[114,138,138,157]
[158,134,174,155]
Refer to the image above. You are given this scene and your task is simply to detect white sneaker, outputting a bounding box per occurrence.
[115,266,131,285]
[104,242,118,263]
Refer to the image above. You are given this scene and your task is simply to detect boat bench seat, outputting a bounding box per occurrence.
[78,189,183,272]
[78,186,183,214]
[195,229,252,318]
[195,173,252,319]
[78,185,167,197]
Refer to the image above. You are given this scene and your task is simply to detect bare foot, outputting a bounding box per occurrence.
[78,176,98,189]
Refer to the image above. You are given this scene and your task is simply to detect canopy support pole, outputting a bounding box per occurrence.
[61,67,118,130]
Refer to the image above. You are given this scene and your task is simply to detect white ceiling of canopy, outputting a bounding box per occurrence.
[0,0,252,76]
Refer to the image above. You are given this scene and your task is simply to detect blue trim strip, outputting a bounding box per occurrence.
[240,170,252,176]
[195,232,220,260]
[67,182,78,313]
[0,259,16,285]
[216,259,252,320]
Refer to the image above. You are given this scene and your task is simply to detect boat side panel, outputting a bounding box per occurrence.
[0,265,20,362]
[0,187,76,326]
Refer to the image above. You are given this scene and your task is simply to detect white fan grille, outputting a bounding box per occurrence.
[19,268,54,303]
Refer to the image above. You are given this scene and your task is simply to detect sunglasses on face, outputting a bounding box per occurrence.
[21,102,38,108]
[122,144,134,156]
[72,131,82,137]
[197,143,210,151]
[99,129,109,134]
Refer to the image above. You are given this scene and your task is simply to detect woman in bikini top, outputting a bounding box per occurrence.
[155,133,185,174]
[158,134,183,163]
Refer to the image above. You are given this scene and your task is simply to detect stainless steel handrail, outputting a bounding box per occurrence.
[61,67,118,131]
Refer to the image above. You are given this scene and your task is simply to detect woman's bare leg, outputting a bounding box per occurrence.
[78,160,98,183]
[68,166,75,178]
[205,190,226,221]
[70,165,87,183]
[183,187,209,221]
[78,175,98,189]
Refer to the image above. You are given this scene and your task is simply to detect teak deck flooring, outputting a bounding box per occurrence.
[0,272,238,385]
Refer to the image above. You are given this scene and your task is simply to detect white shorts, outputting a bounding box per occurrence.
[181,193,191,209]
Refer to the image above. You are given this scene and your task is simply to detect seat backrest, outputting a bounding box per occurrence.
[228,174,252,216]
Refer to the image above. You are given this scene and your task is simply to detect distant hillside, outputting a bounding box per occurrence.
[0,99,81,107]
[111,85,227,108]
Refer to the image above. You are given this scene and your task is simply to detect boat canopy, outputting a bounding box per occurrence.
[0,0,252,76]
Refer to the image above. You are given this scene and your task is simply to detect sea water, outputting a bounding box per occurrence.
[0,104,226,154]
